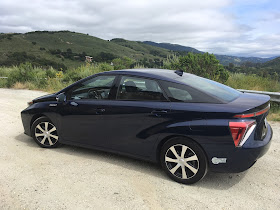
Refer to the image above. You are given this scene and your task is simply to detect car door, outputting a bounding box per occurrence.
[57,74,118,146]
[99,75,171,157]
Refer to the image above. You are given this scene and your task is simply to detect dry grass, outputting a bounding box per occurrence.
[267,113,280,121]
[226,73,280,92]
[12,82,36,90]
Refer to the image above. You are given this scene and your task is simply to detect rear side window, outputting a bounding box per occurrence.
[175,74,240,102]
[160,81,221,103]
[117,76,167,101]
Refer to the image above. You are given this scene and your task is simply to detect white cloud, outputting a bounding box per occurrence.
[0,0,279,57]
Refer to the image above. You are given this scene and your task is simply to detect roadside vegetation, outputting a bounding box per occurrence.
[0,52,279,120]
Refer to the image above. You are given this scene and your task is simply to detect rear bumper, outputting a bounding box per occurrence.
[209,123,273,173]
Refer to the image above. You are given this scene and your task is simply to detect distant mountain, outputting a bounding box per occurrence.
[143,41,202,54]
[143,41,277,66]
[214,54,274,66]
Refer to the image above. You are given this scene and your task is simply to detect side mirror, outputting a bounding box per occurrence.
[56,93,66,103]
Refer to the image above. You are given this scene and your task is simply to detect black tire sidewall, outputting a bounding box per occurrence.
[31,116,60,148]
[160,137,208,184]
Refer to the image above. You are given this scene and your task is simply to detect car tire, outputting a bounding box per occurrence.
[160,137,208,184]
[31,116,61,148]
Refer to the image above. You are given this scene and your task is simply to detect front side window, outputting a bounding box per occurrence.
[69,75,116,100]
[117,76,167,101]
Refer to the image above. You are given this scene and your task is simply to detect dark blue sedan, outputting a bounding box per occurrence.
[21,69,273,184]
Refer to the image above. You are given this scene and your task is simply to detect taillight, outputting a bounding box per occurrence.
[233,104,270,118]
[229,121,256,147]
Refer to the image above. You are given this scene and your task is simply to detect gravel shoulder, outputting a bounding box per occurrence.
[0,88,280,210]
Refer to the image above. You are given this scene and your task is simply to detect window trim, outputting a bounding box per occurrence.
[115,75,170,102]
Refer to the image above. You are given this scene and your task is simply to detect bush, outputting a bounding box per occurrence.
[7,63,35,87]
[98,63,114,72]
[163,53,229,83]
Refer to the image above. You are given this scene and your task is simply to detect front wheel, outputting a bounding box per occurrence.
[31,117,61,148]
[160,137,208,184]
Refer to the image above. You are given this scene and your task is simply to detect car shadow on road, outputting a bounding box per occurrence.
[15,133,39,148]
[15,133,247,190]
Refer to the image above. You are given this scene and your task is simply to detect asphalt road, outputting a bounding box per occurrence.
[0,88,279,210]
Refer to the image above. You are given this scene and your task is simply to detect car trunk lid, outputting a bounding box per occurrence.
[230,92,270,140]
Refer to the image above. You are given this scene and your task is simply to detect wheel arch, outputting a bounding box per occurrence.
[156,134,209,164]
[30,114,47,128]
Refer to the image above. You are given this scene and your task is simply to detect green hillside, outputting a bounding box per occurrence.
[224,55,280,80]
[0,31,172,69]
[261,56,280,68]
[1,30,279,70]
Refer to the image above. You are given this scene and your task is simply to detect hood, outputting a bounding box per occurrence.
[33,93,57,103]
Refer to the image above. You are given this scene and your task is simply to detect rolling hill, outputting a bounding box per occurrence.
[0,31,173,69]
[142,41,202,54]
[0,31,278,70]
[261,56,280,68]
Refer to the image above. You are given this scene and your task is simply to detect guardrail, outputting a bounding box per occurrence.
[238,89,280,103]
[0,77,8,79]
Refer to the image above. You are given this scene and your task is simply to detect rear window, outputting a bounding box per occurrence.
[174,74,240,102]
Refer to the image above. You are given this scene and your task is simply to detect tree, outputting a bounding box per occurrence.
[163,52,229,83]
[112,57,134,70]
[228,63,234,70]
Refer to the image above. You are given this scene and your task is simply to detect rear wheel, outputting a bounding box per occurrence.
[31,117,61,148]
[160,137,208,184]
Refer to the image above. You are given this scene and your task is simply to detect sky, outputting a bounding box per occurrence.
[0,0,279,57]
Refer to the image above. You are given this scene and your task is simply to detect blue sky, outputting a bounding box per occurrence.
[230,0,280,34]
[0,0,279,57]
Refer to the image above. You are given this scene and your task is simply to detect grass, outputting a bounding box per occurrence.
[0,65,279,120]
[268,102,280,121]
[0,62,113,92]
[225,73,280,121]
[225,73,280,92]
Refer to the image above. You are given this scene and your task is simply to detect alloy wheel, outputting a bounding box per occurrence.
[35,122,59,146]
[165,144,199,179]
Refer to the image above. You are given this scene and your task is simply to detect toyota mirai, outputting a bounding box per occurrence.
[21,69,273,184]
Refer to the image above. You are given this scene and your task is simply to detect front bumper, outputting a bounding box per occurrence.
[21,110,32,136]
[208,123,273,173]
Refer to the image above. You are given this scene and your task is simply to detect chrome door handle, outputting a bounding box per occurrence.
[70,101,79,106]
[96,108,105,114]
[151,110,168,117]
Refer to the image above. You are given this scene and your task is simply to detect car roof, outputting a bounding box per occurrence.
[101,68,189,83]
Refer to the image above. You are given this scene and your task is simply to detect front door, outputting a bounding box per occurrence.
[58,74,118,146]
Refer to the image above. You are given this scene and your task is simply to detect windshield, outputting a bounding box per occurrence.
[174,73,241,102]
